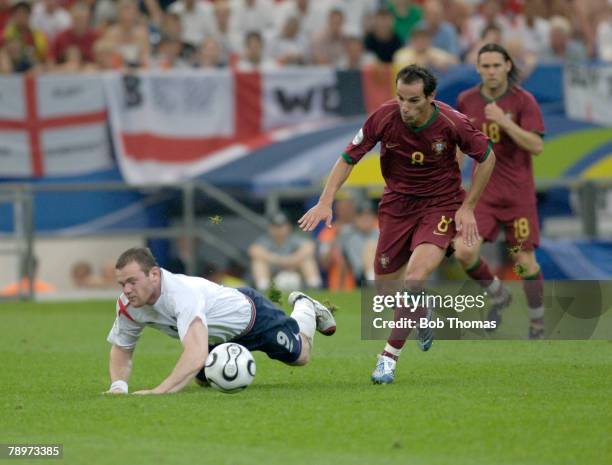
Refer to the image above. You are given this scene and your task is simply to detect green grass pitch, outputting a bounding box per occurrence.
[1,292,611,465]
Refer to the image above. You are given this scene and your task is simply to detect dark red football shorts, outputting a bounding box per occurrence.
[374,191,463,275]
[475,201,540,250]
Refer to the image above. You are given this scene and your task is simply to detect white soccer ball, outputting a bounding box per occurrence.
[204,343,256,393]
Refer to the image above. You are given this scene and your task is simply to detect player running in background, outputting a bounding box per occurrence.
[299,65,496,384]
[455,43,546,339]
[105,247,335,394]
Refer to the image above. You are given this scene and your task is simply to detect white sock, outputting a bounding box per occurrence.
[291,298,316,344]
[383,343,402,359]
[529,306,544,320]
[255,278,270,291]
[487,277,502,296]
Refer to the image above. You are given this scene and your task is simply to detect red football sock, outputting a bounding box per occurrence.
[523,270,544,320]
[386,305,427,351]
[465,257,495,287]
[386,306,412,350]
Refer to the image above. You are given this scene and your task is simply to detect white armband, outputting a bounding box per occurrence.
[109,380,128,393]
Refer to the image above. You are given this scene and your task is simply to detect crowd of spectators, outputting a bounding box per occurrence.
[1,0,610,74]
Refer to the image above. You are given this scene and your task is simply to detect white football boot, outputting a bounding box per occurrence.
[288,291,336,335]
[371,354,396,384]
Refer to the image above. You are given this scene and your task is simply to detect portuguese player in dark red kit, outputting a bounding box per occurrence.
[455,43,546,340]
[299,65,496,384]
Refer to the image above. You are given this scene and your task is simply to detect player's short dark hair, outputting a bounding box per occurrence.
[477,43,521,85]
[115,247,159,275]
[396,65,437,97]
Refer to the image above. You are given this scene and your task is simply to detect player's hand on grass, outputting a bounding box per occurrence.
[133,389,156,395]
[298,203,333,231]
[455,206,480,247]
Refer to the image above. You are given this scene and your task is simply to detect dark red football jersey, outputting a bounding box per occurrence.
[457,85,545,206]
[342,100,491,198]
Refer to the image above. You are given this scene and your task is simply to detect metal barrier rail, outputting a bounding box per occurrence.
[0,181,268,300]
[0,177,610,300]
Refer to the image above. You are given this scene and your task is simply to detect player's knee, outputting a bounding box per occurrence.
[404,268,429,284]
[291,349,310,366]
[293,354,310,366]
[513,251,539,275]
[453,244,477,267]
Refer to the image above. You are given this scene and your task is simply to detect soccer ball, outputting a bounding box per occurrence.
[204,343,256,393]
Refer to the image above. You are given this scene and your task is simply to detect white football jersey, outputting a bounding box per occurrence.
[107,269,254,349]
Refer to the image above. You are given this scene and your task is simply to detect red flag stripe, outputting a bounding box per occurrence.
[25,76,43,176]
[0,110,107,130]
[122,134,239,162]
[234,71,262,139]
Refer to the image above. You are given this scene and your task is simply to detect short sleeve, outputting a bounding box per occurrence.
[175,290,208,342]
[518,92,545,137]
[342,111,383,165]
[454,110,492,163]
[106,300,145,350]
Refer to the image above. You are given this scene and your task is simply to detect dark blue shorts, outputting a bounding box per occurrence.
[230,287,302,364]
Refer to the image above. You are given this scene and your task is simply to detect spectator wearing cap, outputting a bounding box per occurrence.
[248,211,322,292]
[364,8,403,63]
[392,24,458,71]
[2,0,48,71]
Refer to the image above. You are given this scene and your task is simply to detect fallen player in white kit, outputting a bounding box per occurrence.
[105,247,336,395]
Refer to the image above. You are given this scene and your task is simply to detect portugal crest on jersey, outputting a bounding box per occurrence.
[432,139,447,155]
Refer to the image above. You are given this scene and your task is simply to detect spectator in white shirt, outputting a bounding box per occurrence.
[30,0,72,41]
[168,0,216,48]
[311,8,347,66]
[596,2,612,61]
[269,14,309,66]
